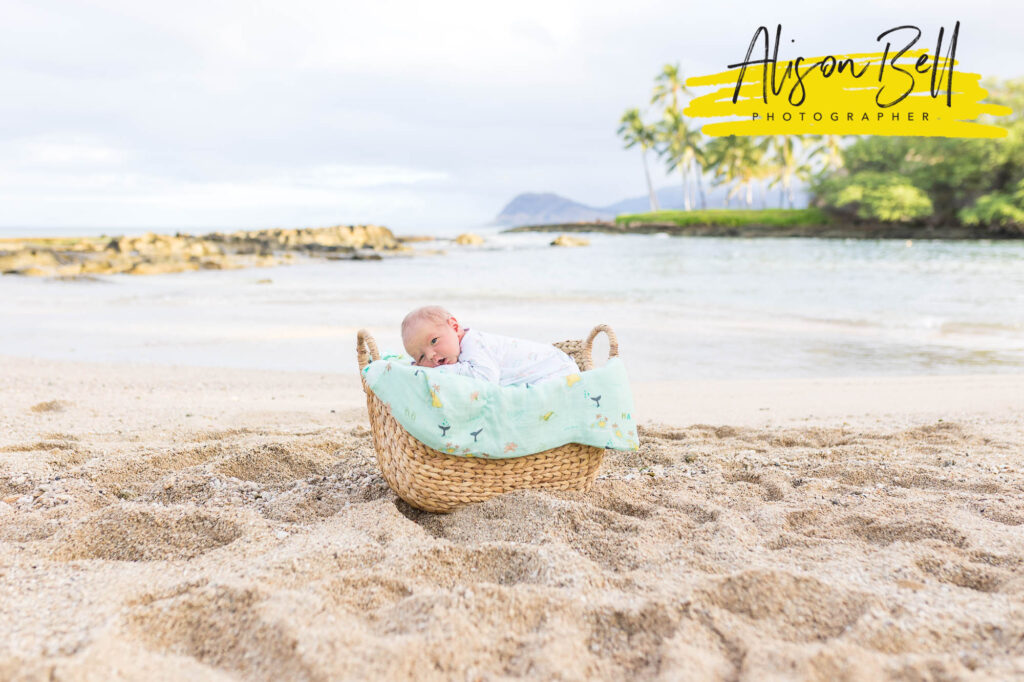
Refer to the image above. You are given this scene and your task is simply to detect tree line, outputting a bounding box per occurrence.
[617,64,842,211]
[619,66,1024,234]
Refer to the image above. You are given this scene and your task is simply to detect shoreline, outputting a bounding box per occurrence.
[4,354,1022,430]
[503,221,1024,240]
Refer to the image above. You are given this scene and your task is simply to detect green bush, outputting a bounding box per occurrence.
[812,81,1024,226]
[959,179,1024,234]
[815,171,932,223]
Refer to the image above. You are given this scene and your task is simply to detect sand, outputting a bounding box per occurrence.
[1,355,1023,681]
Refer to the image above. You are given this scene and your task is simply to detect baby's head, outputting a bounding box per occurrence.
[401,305,465,367]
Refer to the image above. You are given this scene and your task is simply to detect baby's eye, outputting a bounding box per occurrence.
[430,338,437,345]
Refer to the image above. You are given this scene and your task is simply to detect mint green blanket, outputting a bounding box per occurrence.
[362,355,638,458]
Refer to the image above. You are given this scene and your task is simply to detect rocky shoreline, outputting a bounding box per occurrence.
[0,225,404,277]
[503,221,1022,240]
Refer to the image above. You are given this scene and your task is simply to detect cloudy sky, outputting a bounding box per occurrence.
[2,0,1018,233]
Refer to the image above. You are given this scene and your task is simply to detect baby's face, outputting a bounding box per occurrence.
[404,317,463,368]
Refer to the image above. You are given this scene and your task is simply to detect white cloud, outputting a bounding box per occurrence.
[0,0,1017,230]
[8,135,131,167]
[0,143,454,229]
[290,164,448,189]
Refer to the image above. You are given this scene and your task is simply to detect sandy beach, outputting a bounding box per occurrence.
[2,355,1022,680]
[4,0,1022,678]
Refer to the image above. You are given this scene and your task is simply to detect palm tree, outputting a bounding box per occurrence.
[763,136,811,208]
[657,109,700,210]
[651,64,707,209]
[808,135,845,172]
[737,139,766,207]
[692,133,709,209]
[705,136,763,208]
[705,136,739,208]
[618,108,661,211]
[651,63,692,112]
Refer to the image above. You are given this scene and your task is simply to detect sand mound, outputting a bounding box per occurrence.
[700,569,874,641]
[214,442,335,485]
[52,505,244,561]
[0,510,58,542]
[126,584,315,680]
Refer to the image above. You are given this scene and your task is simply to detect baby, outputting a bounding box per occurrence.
[401,305,579,387]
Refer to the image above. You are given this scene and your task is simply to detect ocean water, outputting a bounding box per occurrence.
[2,229,1023,381]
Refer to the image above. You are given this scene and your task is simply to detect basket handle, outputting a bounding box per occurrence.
[581,324,618,371]
[356,329,380,371]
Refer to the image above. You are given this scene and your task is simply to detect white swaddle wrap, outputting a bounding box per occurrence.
[435,329,579,387]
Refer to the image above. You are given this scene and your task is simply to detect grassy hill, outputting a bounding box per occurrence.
[615,208,832,228]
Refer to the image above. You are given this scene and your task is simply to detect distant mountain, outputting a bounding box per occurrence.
[494,182,811,227]
[494,192,615,226]
[600,187,686,216]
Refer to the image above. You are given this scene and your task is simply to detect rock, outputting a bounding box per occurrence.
[21,249,57,267]
[114,236,135,254]
[0,252,35,273]
[56,263,84,277]
[0,249,62,275]
[128,259,200,276]
[69,240,104,253]
[220,225,400,251]
[20,266,54,277]
[81,256,134,275]
[342,224,399,249]
[1,223,403,278]
[550,234,590,247]
[455,233,485,245]
[185,240,223,258]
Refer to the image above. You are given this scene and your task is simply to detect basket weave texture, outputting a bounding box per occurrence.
[357,324,618,513]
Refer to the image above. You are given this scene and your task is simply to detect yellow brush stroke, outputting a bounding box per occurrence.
[684,52,1010,138]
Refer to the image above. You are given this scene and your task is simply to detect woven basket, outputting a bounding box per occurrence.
[356,324,619,512]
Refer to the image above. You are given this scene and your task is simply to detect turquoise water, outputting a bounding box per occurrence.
[1,230,1022,380]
